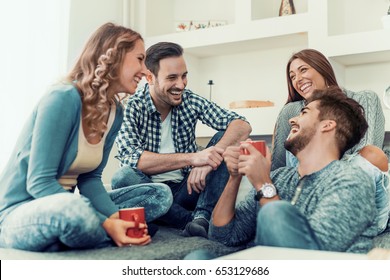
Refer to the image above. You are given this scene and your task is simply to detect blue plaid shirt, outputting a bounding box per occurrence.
[115,84,247,175]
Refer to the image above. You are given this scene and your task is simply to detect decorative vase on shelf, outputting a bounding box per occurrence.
[279,0,296,16]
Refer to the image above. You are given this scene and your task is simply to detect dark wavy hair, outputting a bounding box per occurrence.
[145,42,183,77]
[307,86,368,156]
[67,22,143,139]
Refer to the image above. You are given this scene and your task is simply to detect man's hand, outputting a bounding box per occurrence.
[191,146,224,169]
[223,146,241,177]
[187,165,213,194]
[238,143,272,188]
[102,217,151,247]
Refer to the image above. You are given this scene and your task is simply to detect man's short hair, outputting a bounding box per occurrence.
[145,42,183,76]
[306,86,368,156]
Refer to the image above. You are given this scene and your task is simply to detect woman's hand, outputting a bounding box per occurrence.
[102,216,151,247]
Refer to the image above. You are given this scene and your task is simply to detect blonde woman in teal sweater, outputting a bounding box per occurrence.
[0,23,172,252]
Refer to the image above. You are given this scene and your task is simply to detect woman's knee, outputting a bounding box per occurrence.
[54,195,99,225]
[259,201,292,219]
[359,145,389,172]
[153,183,173,213]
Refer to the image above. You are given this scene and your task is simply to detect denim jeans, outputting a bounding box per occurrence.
[111,131,230,229]
[0,183,172,252]
[287,151,390,234]
[255,201,321,250]
[184,249,217,260]
[344,154,390,234]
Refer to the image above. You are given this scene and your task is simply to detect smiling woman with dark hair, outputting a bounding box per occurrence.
[271,48,389,234]
[272,48,386,170]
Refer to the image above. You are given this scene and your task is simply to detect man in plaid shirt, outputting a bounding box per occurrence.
[112,42,251,238]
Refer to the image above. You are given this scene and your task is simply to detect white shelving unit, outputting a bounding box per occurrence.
[129,0,390,136]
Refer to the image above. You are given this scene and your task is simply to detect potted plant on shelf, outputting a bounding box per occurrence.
[382,2,390,29]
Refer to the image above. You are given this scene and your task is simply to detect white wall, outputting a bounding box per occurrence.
[345,61,390,117]
[328,0,389,35]
[0,0,70,172]
[186,45,307,109]
[67,0,124,69]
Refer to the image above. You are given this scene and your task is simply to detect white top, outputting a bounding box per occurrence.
[151,110,183,183]
[58,105,116,190]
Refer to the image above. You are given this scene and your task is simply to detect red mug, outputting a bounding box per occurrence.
[119,207,145,238]
[241,140,266,157]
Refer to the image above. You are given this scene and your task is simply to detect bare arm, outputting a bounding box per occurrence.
[138,120,250,176]
[212,144,281,227]
[137,146,224,175]
[186,119,251,193]
[214,119,252,150]
[212,175,242,226]
[212,146,242,226]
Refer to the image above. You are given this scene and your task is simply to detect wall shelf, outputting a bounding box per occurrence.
[132,0,390,135]
[145,13,309,58]
[318,29,390,66]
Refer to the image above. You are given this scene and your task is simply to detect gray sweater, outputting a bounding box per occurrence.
[209,160,377,253]
[271,89,386,171]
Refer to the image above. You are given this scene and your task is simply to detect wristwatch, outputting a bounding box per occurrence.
[254,183,277,201]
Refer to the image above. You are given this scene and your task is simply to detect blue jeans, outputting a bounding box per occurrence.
[111,131,230,229]
[184,249,217,260]
[287,151,390,234]
[255,201,321,250]
[0,183,172,252]
[344,154,390,234]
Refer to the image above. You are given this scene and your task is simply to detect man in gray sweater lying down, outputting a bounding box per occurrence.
[210,86,377,254]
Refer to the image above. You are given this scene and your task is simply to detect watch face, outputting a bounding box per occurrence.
[262,184,276,197]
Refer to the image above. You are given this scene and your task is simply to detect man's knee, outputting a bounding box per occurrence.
[257,201,293,232]
[259,201,292,219]
[111,166,149,189]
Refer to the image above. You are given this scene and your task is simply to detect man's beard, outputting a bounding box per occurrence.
[284,127,315,156]
[154,81,183,107]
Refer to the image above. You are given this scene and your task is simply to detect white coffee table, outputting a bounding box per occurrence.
[217,245,367,260]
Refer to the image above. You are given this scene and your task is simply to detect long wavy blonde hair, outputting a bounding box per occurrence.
[67,22,143,139]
